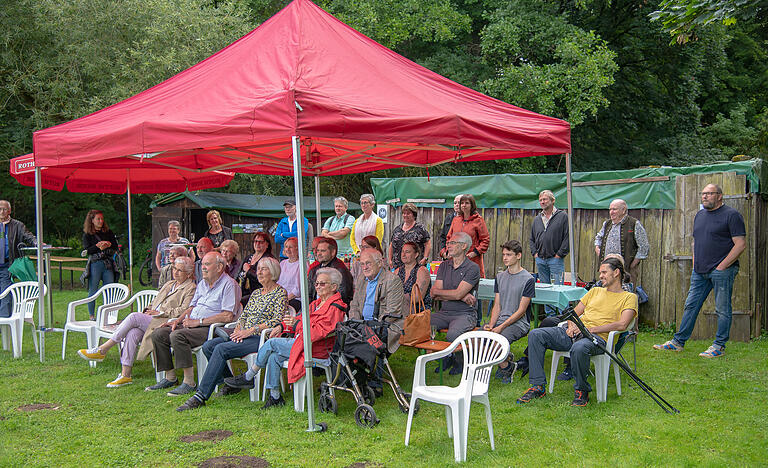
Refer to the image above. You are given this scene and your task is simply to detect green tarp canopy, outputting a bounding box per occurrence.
[151,191,360,217]
[371,159,766,210]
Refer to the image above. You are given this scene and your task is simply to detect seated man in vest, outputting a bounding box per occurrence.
[594,199,649,282]
[307,237,354,305]
[517,257,637,406]
[430,231,481,375]
[149,251,240,396]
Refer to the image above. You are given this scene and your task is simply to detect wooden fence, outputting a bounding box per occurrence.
[386,172,767,341]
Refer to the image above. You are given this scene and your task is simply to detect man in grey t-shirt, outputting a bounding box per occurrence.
[485,240,535,382]
[431,232,481,374]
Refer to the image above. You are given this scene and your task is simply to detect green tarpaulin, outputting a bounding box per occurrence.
[151,191,360,217]
[371,159,765,210]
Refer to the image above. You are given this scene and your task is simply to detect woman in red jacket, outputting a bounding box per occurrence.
[224,268,346,409]
[444,194,490,277]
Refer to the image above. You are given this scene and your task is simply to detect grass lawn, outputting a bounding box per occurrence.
[1,278,767,467]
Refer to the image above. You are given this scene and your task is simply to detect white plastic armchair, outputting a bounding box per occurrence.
[0,282,45,358]
[95,290,158,345]
[405,331,510,462]
[548,316,637,402]
[61,283,129,365]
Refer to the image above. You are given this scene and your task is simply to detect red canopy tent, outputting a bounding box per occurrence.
[10,154,234,194]
[27,0,573,430]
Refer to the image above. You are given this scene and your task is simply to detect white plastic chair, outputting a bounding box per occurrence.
[548,317,637,403]
[61,283,129,366]
[259,328,334,411]
[0,282,45,358]
[95,290,158,345]
[405,331,510,462]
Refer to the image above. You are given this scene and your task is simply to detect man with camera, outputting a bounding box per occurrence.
[517,257,637,406]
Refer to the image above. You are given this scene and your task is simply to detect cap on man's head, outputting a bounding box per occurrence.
[283,200,296,207]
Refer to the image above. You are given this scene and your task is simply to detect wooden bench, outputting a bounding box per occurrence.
[61,266,86,289]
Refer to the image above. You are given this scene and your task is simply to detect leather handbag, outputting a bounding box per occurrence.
[399,284,431,346]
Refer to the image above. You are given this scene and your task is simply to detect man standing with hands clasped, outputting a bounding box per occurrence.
[529,190,569,316]
[654,183,746,358]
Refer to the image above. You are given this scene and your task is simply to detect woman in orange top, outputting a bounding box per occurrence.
[445,194,490,277]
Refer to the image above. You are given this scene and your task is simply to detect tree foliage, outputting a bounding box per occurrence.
[650,0,768,43]
[0,0,766,249]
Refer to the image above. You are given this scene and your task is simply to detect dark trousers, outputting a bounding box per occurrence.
[151,325,210,371]
[0,265,11,318]
[198,335,262,399]
[430,310,475,342]
[527,326,606,393]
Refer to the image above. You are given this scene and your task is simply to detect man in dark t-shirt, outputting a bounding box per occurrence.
[431,232,481,374]
[654,183,746,358]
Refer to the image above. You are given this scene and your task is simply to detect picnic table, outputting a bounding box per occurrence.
[30,255,87,290]
[431,275,588,327]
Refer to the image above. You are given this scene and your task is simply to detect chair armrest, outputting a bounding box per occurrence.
[206,322,226,340]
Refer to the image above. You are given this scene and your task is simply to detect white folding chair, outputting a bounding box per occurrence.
[61,283,129,367]
[0,282,45,358]
[548,317,637,402]
[259,329,333,411]
[95,290,158,346]
[405,331,509,462]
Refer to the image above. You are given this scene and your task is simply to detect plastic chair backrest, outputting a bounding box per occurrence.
[457,331,510,396]
[134,290,158,313]
[99,284,130,326]
[613,316,637,354]
[4,282,43,320]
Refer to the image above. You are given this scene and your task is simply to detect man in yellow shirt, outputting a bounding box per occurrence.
[517,257,638,406]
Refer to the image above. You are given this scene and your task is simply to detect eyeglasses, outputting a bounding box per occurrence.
[701,191,721,197]
[360,261,378,267]
[314,281,329,287]
[253,240,267,244]
[446,241,461,246]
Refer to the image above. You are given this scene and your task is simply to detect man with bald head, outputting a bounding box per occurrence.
[0,200,37,317]
[594,199,650,280]
[654,184,745,358]
[149,251,240,395]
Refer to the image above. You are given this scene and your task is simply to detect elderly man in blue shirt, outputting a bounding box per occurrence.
[149,251,241,396]
[348,248,406,394]
[348,249,406,352]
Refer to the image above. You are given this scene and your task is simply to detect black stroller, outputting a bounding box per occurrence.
[318,316,415,428]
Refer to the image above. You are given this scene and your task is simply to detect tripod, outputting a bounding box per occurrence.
[561,307,679,414]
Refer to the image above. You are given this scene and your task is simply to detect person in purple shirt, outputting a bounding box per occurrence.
[654,183,746,358]
[277,237,304,312]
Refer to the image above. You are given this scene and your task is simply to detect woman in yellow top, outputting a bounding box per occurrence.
[350,193,384,254]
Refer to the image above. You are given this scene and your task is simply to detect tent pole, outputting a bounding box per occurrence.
[34,167,46,363]
[314,175,321,236]
[565,152,577,285]
[292,136,321,432]
[127,173,134,294]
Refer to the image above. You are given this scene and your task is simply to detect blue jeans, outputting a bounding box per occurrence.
[535,256,565,316]
[256,337,295,391]
[527,326,606,393]
[198,335,262,399]
[0,264,12,318]
[87,260,114,317]
[673,264,738,349]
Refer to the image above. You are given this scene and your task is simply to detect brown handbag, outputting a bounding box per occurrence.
[399,284,431,346]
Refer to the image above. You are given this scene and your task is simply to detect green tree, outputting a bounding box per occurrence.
[0,0,252,252]
[650,0,768,43]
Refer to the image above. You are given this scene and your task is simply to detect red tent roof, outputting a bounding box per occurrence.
[10,154,234,194]
[32,0,570,176]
